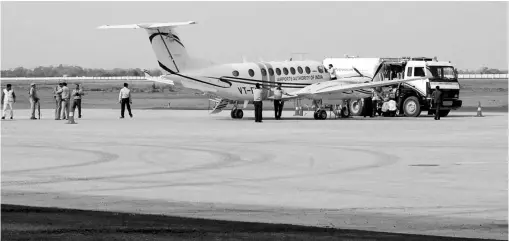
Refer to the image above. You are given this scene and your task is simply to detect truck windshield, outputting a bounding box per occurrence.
[427,66,457,81]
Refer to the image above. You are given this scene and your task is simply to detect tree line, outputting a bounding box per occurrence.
[0,65,163,78]
[1,64,507,77]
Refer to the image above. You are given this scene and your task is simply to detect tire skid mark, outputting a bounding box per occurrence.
[3,143,274,187]
[73,143,398,193]
[2,144,118,175]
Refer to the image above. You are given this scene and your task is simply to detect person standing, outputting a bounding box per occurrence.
[253,83,263,122]
[1,84,16,120]
[60,82,70,120]
[371,88,381,117]
[54,82,63,120]
[118,83,133,118]
[328,64,337,80]
[72,83,84,118]
[431,86,443,120]
[28,83,39,120]
[272,83,286,120]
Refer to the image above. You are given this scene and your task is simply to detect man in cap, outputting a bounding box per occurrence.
[60,82,70,120]
[28,83,40,120]
[54,81,63,120]
[1,84,16,120]
[72,83,84,118]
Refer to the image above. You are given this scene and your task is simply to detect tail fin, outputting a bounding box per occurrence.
[98,21,196,74]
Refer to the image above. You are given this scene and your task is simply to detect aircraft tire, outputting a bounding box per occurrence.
[231,109,237,119]
[313,111,319,120]
[235,109,244,119]
[402,96,421,117]
[349,99,364,116]
[319,109,327,120]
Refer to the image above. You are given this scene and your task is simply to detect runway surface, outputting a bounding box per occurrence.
[1,109,508,240]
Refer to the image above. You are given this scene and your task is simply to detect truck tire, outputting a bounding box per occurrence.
[402,96,421,117]
[439,110,450,117]
[349,99,364,116]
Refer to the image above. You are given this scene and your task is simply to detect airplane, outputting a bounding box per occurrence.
[143,69,174,85]
[98,21,428,120]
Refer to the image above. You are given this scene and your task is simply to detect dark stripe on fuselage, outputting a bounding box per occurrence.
[148,32,185,48]
[222,76,312,86]
[158,62,231,88]
[216,77,305,89]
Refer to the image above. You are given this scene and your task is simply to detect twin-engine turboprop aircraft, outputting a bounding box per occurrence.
[98,21,427,119]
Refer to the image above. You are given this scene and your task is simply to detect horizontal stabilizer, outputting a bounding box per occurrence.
[97,21,196,29]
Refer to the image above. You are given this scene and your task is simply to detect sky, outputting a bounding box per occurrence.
[1,1,507,71]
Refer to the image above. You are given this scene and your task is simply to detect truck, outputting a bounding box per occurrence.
[323,56,463,117]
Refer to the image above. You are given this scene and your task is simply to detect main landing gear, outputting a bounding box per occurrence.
[313,109,328,120]
[231,102,244,119]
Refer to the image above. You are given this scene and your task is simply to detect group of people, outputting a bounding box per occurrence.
[252,83,288,122]
[53,81,84,120]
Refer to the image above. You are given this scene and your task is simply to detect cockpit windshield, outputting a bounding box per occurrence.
[427,66,457,81]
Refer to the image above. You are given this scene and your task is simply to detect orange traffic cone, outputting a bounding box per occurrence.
[475,101,484,117]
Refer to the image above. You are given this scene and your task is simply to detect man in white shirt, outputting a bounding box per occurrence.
[272,83,287,120]
[54,82,63,120]
[328,64,337,80]
[118,83,133,118]
[1,84,16,120]
[253,83,263,122]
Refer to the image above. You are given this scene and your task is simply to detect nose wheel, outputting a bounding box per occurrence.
[231,109,244,119]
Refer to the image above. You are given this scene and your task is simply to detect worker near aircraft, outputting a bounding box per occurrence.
[119,82,133,118]
[1,84,16,120]
[28,83,40,120]
[60,82,70,120]
[371,88,381,117]
[72,83,84,118]
[253,83,263,122]
[272,83,287,120]
[328,64,337,80]
[54,81,63,120]
[431,86,443,120]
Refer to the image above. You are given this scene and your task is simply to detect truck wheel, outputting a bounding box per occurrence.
[349,99,364,116]
[402,96,421,117]
[439,110,450,117]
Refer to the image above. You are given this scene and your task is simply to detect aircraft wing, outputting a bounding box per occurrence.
[97,21,196,29]
[288,77,428,98]
[144,75,175,85]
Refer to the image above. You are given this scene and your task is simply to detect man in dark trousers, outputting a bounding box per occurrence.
[253,83,263,122]
[363,97,373,118]
[431,86,443,120]
[72,83,84,118]
[118,83,133,118]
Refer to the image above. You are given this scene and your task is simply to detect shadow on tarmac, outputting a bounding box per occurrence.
[1,204,500,241]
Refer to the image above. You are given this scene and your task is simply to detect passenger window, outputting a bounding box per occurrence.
[268,68,274,76]
[232,70,239,77]
[317,66,324,73]
[283,67,289,75]
[290,67,296,75]
[414,67,425,77]
[261,68,267,76]
[248,69,255,77]
[297,66,303,74]
[305,66,311,74]
[407,67,413,77]
[276,68,282,75]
